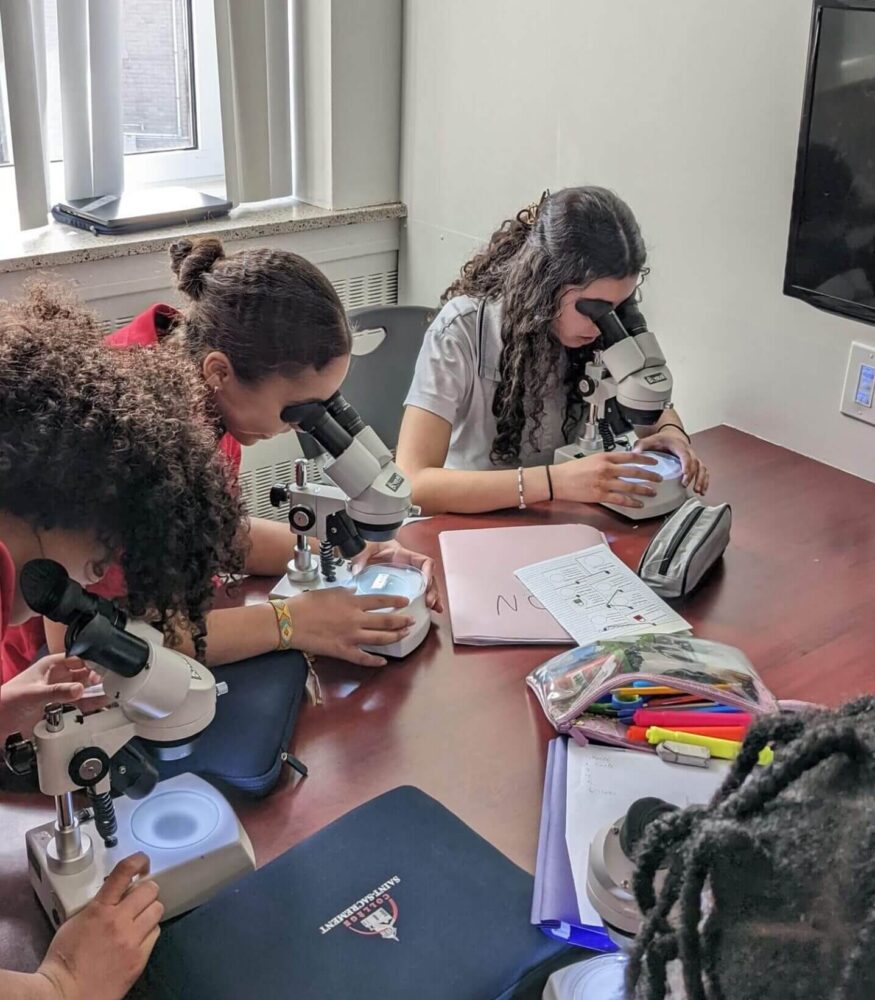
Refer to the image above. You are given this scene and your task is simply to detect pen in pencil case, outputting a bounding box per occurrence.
[632,709,753,728]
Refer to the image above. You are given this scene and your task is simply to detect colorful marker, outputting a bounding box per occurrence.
[645,725,773,766]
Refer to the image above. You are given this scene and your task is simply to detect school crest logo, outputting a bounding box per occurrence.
[318,876,401,943]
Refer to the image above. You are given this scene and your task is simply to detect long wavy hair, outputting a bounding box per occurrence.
[443,187,647,465]
[0,284,246,659]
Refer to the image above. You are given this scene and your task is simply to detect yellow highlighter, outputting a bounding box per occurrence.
[646,726,774,766]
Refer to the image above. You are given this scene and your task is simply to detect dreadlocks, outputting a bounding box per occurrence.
[442,187,647,466]
[628,697,875,1000]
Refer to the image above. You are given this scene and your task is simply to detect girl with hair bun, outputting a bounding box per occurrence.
[26,237,440,674]
[397,187,709,515]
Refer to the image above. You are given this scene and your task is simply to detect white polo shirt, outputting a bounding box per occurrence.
[404,295,584,470]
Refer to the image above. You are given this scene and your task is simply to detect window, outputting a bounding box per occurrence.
[0,0,223,189]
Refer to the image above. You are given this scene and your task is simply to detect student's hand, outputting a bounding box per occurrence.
[635,428,709,495]
[350,540,444,613]
[551,452,662,510]
[0,654,98,737]
[286,588,416,668]
[35,853,162,1000]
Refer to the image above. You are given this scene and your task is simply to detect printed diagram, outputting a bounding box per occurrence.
[515,544,689,646]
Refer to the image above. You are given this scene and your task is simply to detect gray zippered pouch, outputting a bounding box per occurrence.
[638,497,731,599]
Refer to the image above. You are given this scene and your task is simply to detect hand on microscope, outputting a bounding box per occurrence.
[633,424,709,495]
[286,588,417,668]
[350,541,443,613]
[550,452,663,510]
[34,853,162,1000]
[0,654,98,737]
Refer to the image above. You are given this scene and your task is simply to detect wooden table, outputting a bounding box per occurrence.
[3,425,875,974]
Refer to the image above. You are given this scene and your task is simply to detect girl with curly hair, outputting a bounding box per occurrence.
[0,290,246,1000]
[396,187,709,515]
[31,239,438,673]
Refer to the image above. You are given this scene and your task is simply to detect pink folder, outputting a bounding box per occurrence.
[439,523,605,645]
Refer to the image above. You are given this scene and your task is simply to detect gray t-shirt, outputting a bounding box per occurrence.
[404,295,583,470]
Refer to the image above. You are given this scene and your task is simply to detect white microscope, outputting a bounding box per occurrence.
[4,560,255,927]
[268,391,431,659]
[553,297,689,520]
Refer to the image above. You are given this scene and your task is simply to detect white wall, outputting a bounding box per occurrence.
[399,0,875,483]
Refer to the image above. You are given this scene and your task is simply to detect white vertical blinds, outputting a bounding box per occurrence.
[58,0,124,202]
[0,0,50,229]
[56,0,92,200]
[87,0,124,198]
[213,0,293,206]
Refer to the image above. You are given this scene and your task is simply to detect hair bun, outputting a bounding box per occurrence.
[169,237,226,300]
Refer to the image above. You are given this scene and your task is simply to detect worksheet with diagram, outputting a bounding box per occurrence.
[515,544,690,646]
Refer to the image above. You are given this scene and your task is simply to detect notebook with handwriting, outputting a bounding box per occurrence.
[439,524,605,645]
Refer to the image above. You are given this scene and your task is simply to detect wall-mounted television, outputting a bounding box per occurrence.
[785,1,875,324]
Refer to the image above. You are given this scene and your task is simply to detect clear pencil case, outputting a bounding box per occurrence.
[526,635,781,751]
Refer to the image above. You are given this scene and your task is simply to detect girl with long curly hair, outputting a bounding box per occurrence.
[0,289,246,1000]
[397,187,709,515]
[26,240,438,675]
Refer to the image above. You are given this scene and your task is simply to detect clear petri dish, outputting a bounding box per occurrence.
[350,564,426,602]
[619,449,683,484]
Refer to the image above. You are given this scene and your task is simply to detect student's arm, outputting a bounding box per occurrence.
[0,854,162,1000]
[46,582,416,669]
[397,405,663,516]
[633,408,709,495]
[243,517,295,576]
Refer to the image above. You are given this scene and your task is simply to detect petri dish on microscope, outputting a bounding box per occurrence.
[618,450,683,484]
[350,564,426,604]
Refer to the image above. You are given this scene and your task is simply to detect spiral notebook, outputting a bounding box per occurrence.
[439,524,605,645]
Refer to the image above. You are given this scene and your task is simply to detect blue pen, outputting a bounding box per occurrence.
[690,705,742,714]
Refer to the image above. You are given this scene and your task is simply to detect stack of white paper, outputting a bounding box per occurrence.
[515,543,691,647]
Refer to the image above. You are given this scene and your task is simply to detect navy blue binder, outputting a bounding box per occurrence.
[141,786,573,999]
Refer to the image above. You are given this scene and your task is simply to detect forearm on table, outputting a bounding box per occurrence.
[0,969,56,1000]
[170,603,281,667]
[408,465,551,516]
[243,517,296,576]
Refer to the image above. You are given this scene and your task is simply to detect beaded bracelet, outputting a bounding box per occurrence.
[268,598,295,651]
[517,466,527,509]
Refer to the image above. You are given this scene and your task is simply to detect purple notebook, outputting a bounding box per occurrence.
[531,738,616,952]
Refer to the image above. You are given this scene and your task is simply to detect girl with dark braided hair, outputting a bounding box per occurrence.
[556,698,875,999]
[10,239,440,675]
[397,187,709,515]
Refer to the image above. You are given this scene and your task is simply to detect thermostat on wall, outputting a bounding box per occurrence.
[841,342,875,426]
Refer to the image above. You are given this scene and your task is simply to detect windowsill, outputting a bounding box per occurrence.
[0,197,407,274]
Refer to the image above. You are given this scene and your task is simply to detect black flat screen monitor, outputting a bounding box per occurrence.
[785,1,875,324]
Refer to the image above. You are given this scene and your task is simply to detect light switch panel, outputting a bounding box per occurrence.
[841,341,875,426]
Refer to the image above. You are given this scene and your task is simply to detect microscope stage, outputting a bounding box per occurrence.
[26,773,255,926]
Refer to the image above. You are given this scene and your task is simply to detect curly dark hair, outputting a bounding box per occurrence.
[0,283,246,658]
[165,236,352,382]
[629,697,875,1000]
[443,187,647,465]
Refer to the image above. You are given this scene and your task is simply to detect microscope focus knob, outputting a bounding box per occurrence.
[579,375,598,398]
[289,504,316,533]
[269,484,290,508]
[3,733,36,776]
[69,747,111,788]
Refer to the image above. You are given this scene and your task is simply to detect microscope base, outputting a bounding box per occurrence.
[270,564,432,658]
[26,773,255,927]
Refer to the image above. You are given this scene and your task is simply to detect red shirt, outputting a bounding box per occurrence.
[0,539,14,646]
[0,305,242,680]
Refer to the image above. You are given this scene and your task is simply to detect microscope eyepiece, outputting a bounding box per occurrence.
[281,401,354,459]
[20,560,148,678]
